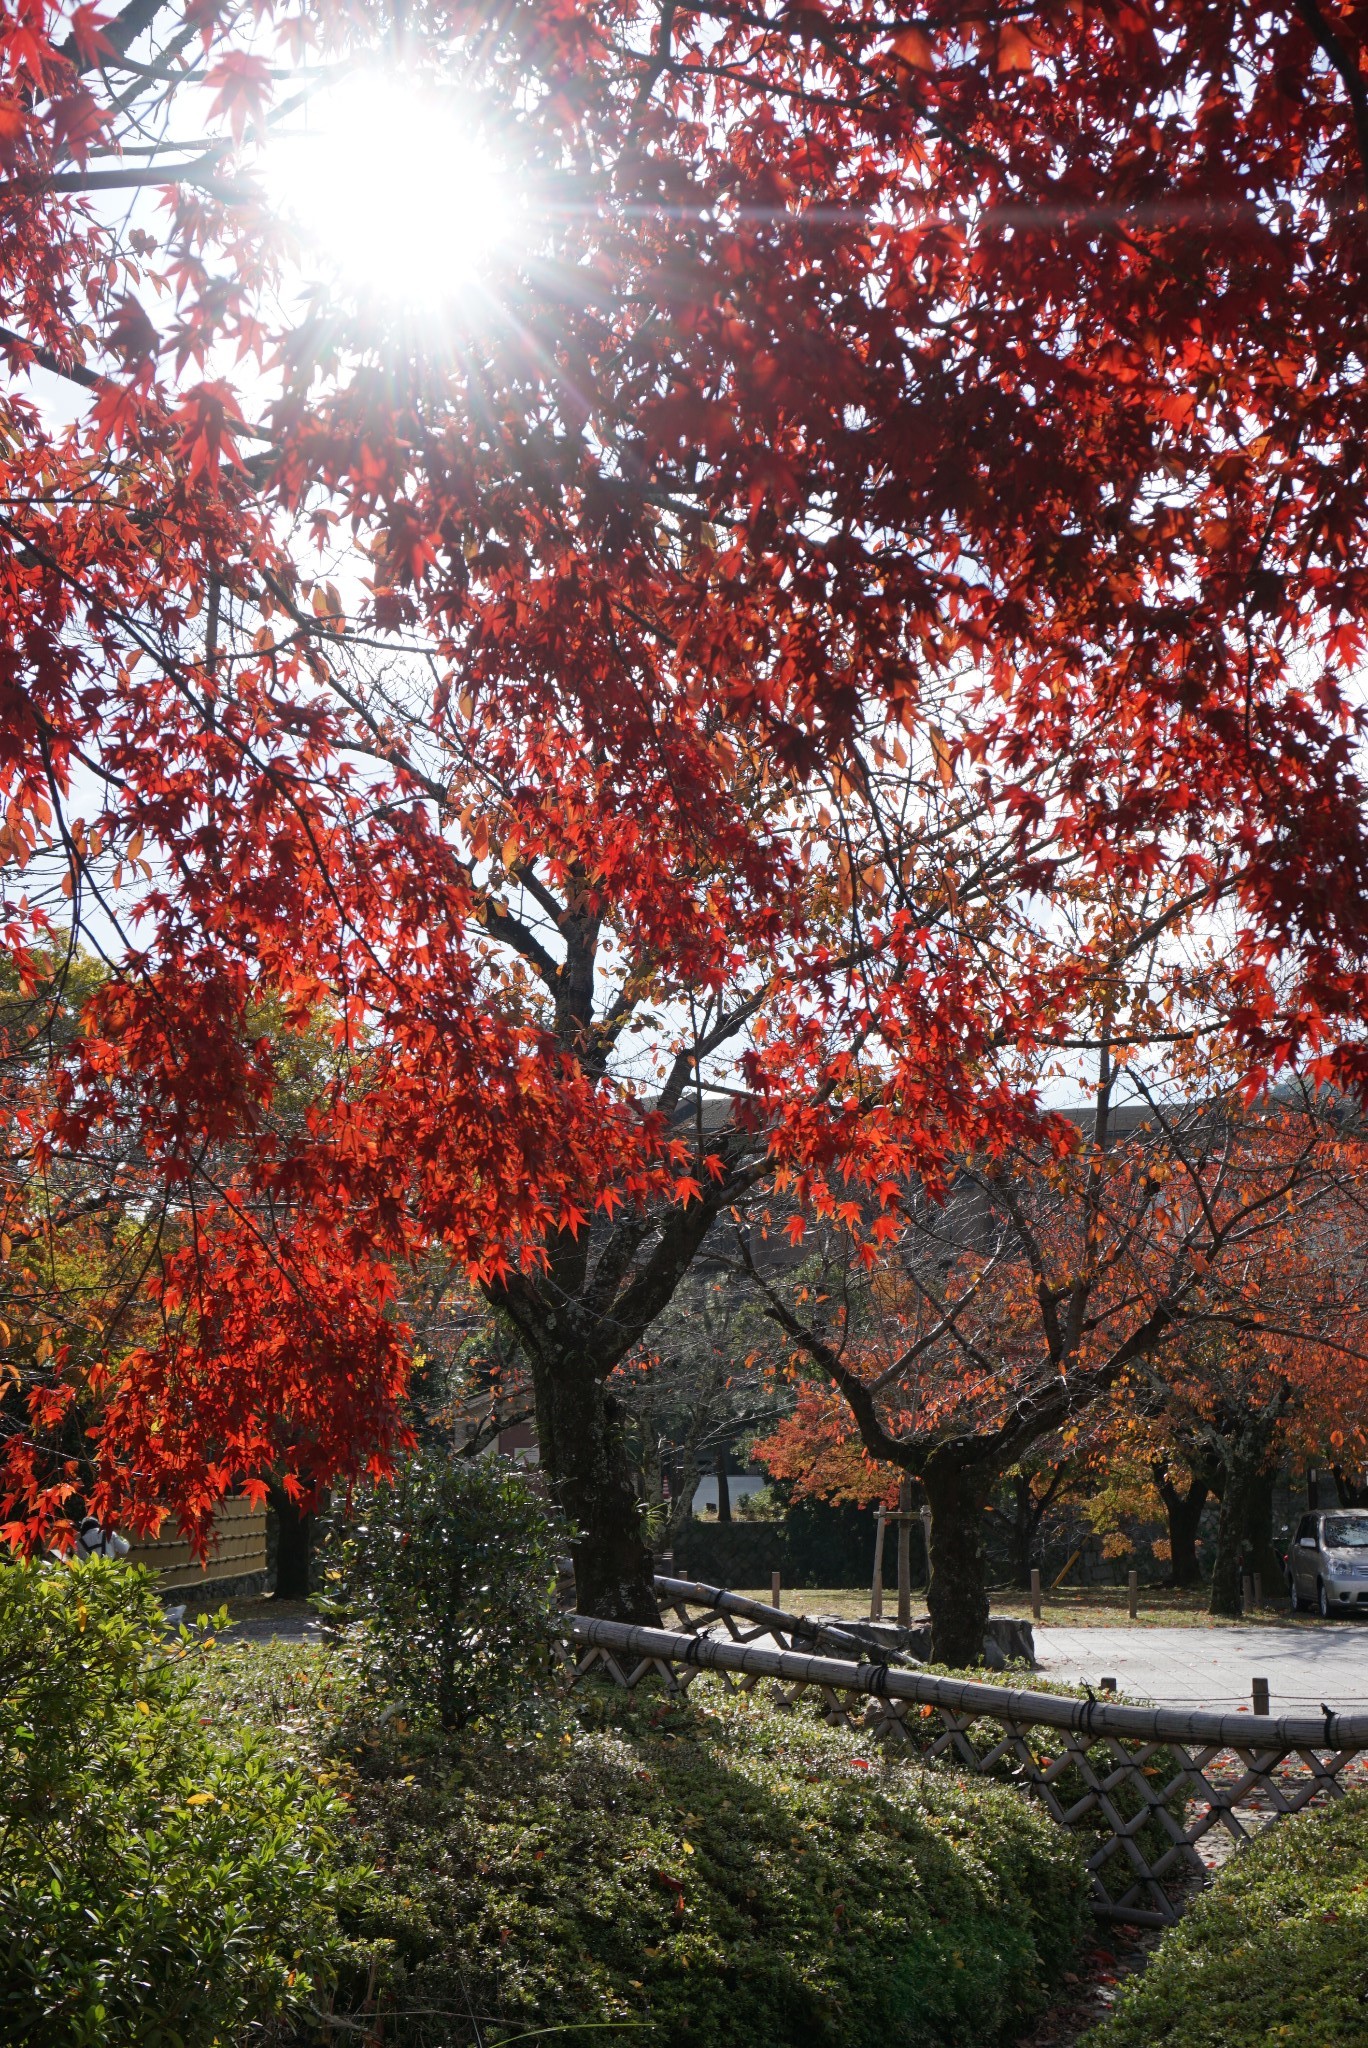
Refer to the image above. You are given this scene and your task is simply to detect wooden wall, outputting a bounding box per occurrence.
[124,1494,268,1592]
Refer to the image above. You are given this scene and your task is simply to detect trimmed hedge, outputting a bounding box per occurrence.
[1087,1790,1368,2048]
[331,1679,1089,2047]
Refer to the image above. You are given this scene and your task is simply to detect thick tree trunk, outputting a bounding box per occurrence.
[533,1354,660,1624]
[1152,1464,1209,1589]
[924,1455,990,1667]
[1242,1466,1283,1590]
[269,1486,313,1601]
[1209,1423,1277,1617]
[715,1444,732,1523]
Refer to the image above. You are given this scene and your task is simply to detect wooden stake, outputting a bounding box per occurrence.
[897,1478,913,1629]
[1030,1567,1042,1621]
[870,1507,886,1623]
[771,1570,781,1609]
[1242,1573,1254,1615]
[1052,1548,1080,1590]
[1127,1569,1138,1620]
[1252,1676,1270,1716]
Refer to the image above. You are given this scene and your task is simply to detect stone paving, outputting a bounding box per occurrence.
[1034,1621,1368,1711]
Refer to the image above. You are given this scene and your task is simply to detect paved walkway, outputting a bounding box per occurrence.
[1034,1623,1368,1711]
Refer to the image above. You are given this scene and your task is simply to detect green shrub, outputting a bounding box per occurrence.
[337,1677,1090,2046]
[1087,1789,1368,2048]
[0,1555,368,2048]
[327,1451,560,1732]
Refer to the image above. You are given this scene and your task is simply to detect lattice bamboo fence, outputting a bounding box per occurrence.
[565,1576,1368,1928]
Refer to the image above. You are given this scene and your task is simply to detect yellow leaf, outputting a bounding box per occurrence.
[185,1792,217,1807]
[682,1839,694,1855]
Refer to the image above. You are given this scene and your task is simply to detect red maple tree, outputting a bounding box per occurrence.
[3,1,1368,1622]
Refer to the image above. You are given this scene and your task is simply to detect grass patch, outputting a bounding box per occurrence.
[1086,1790,1368,2048]
[744,1588,1307,1629]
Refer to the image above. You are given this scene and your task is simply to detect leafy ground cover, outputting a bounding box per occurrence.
[1085,1791,1368,2048]
[202,1641,1091,2047]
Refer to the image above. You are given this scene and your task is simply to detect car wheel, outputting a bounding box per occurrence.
[1318,1578,1331,1620]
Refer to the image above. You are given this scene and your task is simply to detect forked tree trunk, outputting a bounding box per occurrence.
[533,1354,660,1624]
[1007,1466,1065,1589]
[923,1454,990,1667]
[1152,1464,1209,1589]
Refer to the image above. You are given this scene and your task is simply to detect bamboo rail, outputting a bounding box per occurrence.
[565,1581,1368,1927]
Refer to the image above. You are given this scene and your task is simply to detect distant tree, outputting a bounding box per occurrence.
[750,1078,1368,1661]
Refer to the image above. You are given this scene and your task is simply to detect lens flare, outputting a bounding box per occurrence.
[267,73,514,305]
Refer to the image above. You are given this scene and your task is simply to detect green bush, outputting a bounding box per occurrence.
[0,1555,368,2048]
[1087,1790,1368,2048]
[327,1451,560,1732]
[338,1678,1090,2046]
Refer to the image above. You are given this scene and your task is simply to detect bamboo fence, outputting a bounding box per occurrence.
[123,1495,267,1592]
[565,1576,1368,1927]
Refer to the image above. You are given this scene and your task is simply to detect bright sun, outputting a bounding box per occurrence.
[266,73,515,306]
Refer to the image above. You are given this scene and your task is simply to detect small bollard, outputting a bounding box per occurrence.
[1242,1573,1254,1614]
[771,1570,782,1609]
[1100,1676,1117,1694]
[1030,1566,1042,1621]
[1252,1676,1270,1716]
[1127,1570,1138,1620]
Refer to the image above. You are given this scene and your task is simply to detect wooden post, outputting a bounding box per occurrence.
[870,1507,886,1623]
[1253,1572,1263,1610]
[1252,1676,1270,1716]
[1030,1566,1042,1622]
[1242,1573,1254,1615]
[919,1504,932,1587]
[1100,1675,1117,1693]
[1308,1466,1319,1509]
[771,1570,781,1609]
[897,1477,913,1629]
[1127,1569,1138,1620]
